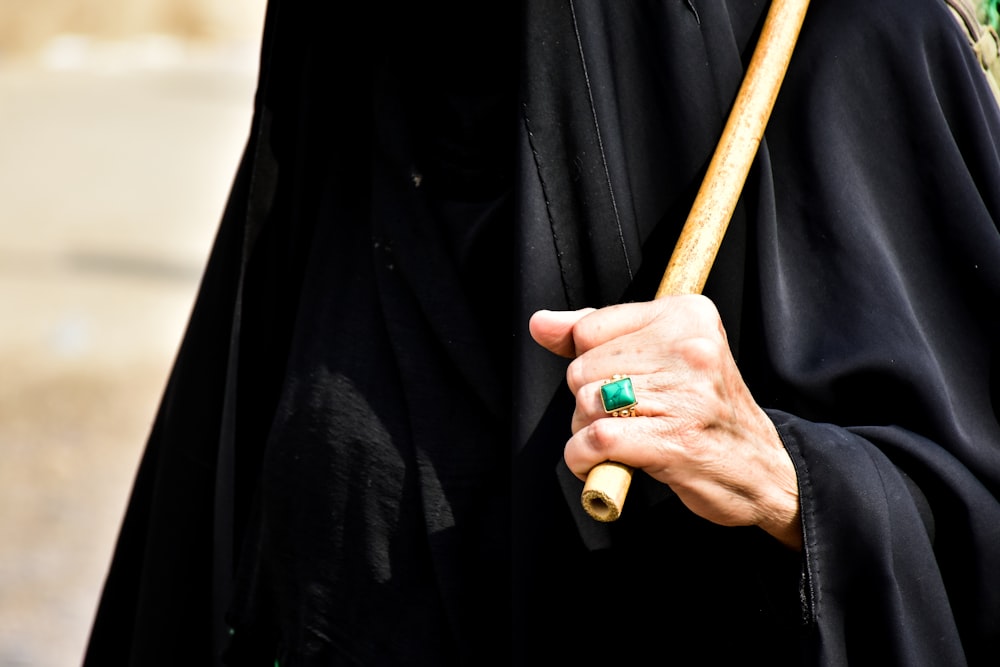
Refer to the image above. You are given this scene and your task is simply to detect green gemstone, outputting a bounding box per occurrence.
[600,377,636,413]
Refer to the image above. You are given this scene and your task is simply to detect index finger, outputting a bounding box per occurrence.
[568,298,691,355]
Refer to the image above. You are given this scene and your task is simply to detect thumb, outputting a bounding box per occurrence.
[528,308,595,358]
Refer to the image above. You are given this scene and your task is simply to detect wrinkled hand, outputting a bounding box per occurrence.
[529,296,802,550]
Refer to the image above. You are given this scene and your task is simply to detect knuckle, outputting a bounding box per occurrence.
[565,358,583,393]
[574,390,598,421]
[571,314,602,353]
[587,417,620,454]
[687,293,720,319]
[677,336,723,371]
[565,356,594,393]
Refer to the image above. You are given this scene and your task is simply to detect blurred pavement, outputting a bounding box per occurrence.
[0,25,263,667]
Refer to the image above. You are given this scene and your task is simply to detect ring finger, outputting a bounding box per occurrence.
[572,374,661,433]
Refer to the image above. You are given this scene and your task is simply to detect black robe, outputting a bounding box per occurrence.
[84,0,1000,665]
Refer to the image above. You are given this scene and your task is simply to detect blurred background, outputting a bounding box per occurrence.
[0,1,267,664]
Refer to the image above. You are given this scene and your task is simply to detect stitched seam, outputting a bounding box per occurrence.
[776,422,819,626]
[568,0,633,281]
[521,103,574,307]
[684,0,701,24]
[798,443,819,626]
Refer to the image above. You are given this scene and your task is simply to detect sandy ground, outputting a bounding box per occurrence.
[0,30,263,666]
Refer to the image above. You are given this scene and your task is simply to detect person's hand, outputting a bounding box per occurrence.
[529,296,802,550]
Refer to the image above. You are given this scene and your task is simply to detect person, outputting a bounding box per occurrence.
[83,0,1000,664]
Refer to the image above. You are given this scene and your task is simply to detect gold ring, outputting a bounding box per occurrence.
[600,374,638,417]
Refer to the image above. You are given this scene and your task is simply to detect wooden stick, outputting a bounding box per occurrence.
[581,0,811,523]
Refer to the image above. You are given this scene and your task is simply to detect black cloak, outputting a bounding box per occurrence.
[84,0,1000,665]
